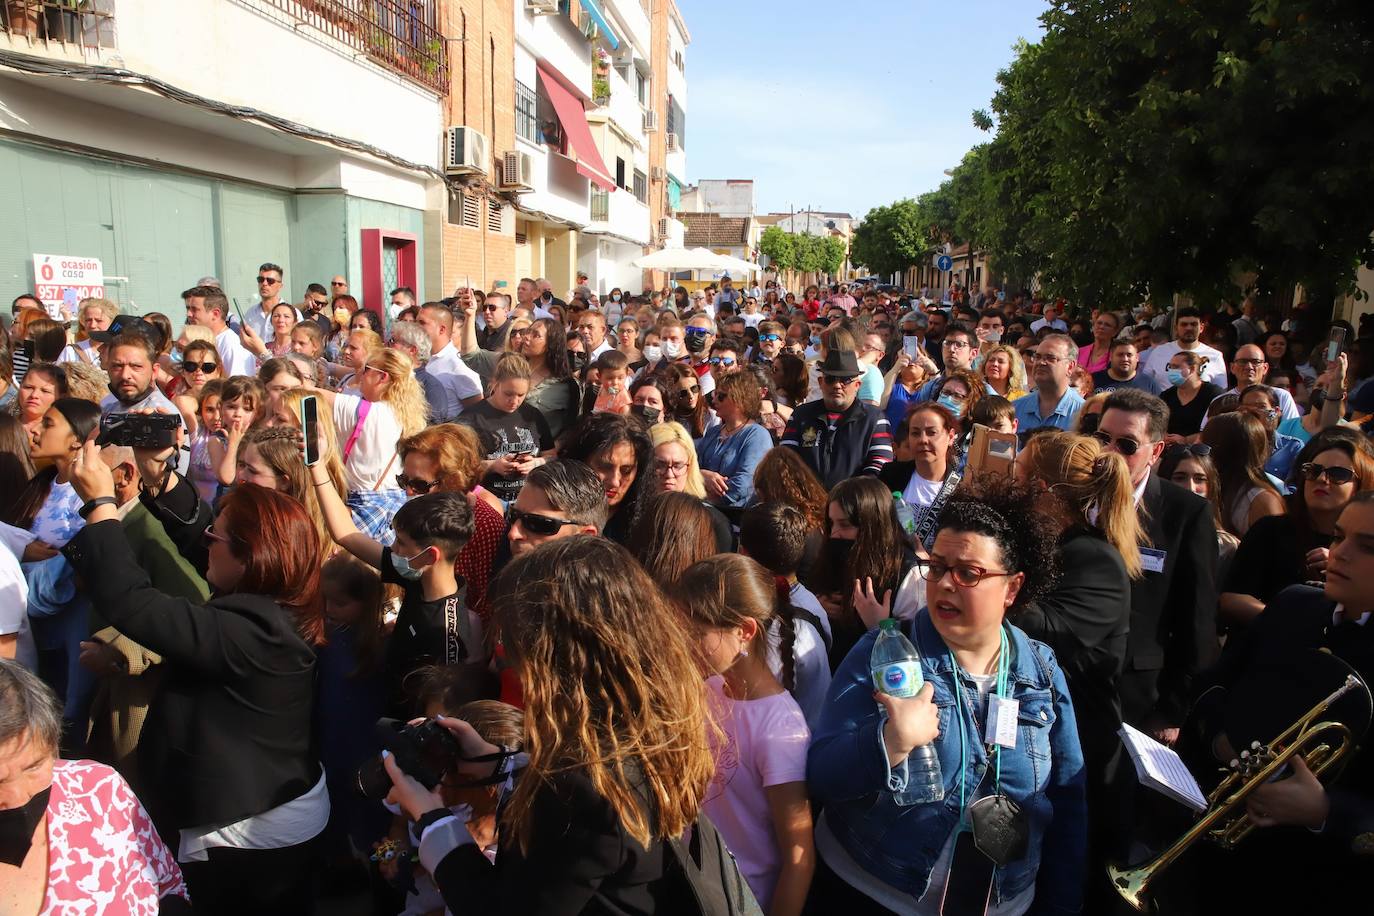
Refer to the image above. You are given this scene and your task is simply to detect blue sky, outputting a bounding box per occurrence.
[680,0,1047,219]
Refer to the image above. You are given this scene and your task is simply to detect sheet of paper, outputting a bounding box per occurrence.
[1119,723,1208,811]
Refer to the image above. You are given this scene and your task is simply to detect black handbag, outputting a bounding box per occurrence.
[663,812,765,916]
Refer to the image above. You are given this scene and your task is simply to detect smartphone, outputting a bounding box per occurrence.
[300,395,320,466]
[231,296,249,329]
[904,337,921,359]
[1326,327,1349,364]
[968,423,1018,477]
[985,330,1002,344]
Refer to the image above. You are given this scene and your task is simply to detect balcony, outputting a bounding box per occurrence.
[590,187,609,222]
[262,0,449,94]
[1,0,116,47]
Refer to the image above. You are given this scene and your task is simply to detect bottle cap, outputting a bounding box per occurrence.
[878,618,898,631]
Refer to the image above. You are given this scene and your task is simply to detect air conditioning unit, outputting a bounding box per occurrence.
[658,217,672,238]
[526,0,560,13]
[651,165,666,181]
[642,110,659,132]
[444,126,489,175]
[500,151,534,191]
[666,132,680,153]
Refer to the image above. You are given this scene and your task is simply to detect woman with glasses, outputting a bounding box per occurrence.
[696,371,772,508]
[1161,350,1222,442]
[65,439,328,912]
[615,317,644,370]
[1239,383,1305,482]
[662,361,712,439]
[649,421,732,551]
[1076,311,1123,374]
[931,369,985,430]
[1220,428,1374,627]
[1159,441,1241,585]
[169,341,221,434]
[1200,410,1286,537]
[1013,431,1139,869]
[514,317,579,441]
[807,481,1086,914]
[559,412,653,545]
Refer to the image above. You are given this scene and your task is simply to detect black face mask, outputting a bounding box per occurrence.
[0,786,50,867]
[568,350,588,373]
[630,404,662,424]
[828,537,855,572]
[685,333,709,354]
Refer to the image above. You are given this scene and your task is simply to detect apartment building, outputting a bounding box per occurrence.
[0,0,451,316]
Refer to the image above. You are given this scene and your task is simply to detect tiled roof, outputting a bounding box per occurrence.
[681,212,750,246]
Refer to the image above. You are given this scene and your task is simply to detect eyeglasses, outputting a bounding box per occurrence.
[923,560,1013,588]
[709,356,736,366]
[181,361,218,374]
[942,339,970,350]
[653,459,689,476]
[1163,443,1212,460]
[1092,430,1142,456]
[759,334,782,342]
[331,281,346,287]
[256,276,281,285]
[506,507,580,537]
[1233,358,1265,367]
[1032,352,1069,364]
[824,375,860,385]
[1301,462,1356,485]
[395,474,439,493]
[362,365,390,378]
[203,525,232,546]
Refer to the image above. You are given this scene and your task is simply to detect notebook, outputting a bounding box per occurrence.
[1119,723,1209,812]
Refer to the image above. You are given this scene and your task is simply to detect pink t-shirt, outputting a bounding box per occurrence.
[1077,342,1110,373]
[703,676,810,910]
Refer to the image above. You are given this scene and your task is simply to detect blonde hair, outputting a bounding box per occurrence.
[1021,431,1144,577]
[348,328,384,362]
[278,388,349,500]
[179,324,214,346]
[649,421,706,498]
[62,361,110,404]
[492,351,532,385]
[364,349,427,437]
[980,343,1028,395]
[240,426,343,563]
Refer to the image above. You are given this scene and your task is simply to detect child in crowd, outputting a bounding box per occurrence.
[678,554,815,916]
[311,459,484,715]
[290,320,331,389]
[737,503,833,729]
[209,375,263,487]
[592,349,632,415]
[969,393,1018,434]
[315,554,390,873]
[457,353,554,505]
[188,379,225,505]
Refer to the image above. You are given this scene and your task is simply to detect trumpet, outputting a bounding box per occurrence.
[1108,674,1364,911]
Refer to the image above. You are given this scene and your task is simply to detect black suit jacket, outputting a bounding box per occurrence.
[1120,473,1219,726]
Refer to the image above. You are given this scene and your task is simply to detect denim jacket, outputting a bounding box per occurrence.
[807,610,1088,913]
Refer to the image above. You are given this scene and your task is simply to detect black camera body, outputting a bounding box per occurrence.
[357,718,461,800]
[98,412,180,449]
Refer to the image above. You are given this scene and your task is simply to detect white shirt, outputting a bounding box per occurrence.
[0,521,37,672]
[58,339,98,365]
[333,393,405,492]
[425,342,484,421]
[590,338,614,360]
[179,772,329,862]
[1141,340,1227,389]
[1029,317,1068,334]
[215,327,258,378]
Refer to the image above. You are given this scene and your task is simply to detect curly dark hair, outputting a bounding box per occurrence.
[935,477,1061,611]
[559,412,653,541]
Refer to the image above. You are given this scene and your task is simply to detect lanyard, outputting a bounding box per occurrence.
[949,626,1010,827]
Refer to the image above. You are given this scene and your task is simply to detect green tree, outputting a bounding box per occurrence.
[974,0,1374,308]
[819,235,847,276]
[851,199,931,278]
[794,234,826,274]
[758,225,797,272]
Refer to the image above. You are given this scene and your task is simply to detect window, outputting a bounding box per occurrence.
[591,188,609,222]
[449,192,481,229]
[516,81,538,143]
[636,70,648,106]
[488,202,505,234]
[633,169,647,204]
[615,157,627,189]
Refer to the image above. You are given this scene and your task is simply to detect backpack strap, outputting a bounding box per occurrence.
[341,397,372,463]
[788,604,832,653]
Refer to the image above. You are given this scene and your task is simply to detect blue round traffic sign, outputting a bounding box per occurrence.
[936,255,953,272]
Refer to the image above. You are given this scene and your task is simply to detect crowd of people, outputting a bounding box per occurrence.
[2,268,1373,914]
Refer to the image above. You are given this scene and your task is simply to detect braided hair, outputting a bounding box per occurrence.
[772,575,798,692]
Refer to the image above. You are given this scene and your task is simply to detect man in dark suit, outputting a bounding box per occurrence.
[1097,388,1219,741]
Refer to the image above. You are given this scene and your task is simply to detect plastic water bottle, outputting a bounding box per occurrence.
[892,491,918,545]
[870,618,944,805]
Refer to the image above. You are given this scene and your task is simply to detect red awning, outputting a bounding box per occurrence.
[537,64,617,193]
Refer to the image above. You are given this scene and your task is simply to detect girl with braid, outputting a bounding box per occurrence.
[678,553,816,916]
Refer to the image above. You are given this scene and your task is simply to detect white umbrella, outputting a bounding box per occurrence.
[632,247,735,271]
[715,255,762,276]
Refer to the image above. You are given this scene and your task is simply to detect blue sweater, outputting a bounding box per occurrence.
[695,421,773,507]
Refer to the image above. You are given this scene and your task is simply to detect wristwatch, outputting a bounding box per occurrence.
[78,496,117,519]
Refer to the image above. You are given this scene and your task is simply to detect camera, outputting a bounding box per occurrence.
[356,718,460,800]
[97,412,180,449]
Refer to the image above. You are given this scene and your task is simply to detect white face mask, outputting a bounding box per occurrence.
[662,339,683,359]
[642,344,663,363]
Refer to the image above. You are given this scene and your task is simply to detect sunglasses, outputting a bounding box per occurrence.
[256,276,281,285]
[759,334,782,342]
[1092,430,1142,456]
[824,375,860,385]
[395,474,439,493]
[685,327,710,336]
[203,525,233,546]
[331,281,346,287]
[506,507,579,537]
[1301,462,1356,485]
[676,385,701,398]
[181,361,219,374]
[1164,443,1212,460]
[708,356,736,366]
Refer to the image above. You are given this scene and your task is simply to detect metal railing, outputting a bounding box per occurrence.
[1,0,117,47]
[590,187,609,222]
[263,0,449,94]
